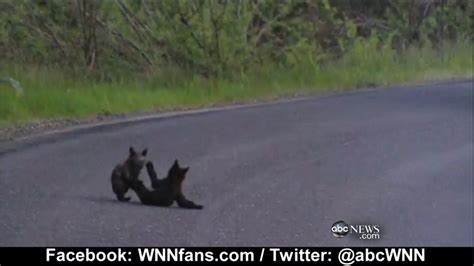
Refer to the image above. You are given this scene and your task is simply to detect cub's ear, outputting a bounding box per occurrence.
[129,146,137,156]
[182,167,190,174]
[141,149,148,156]
[169,159,179,172]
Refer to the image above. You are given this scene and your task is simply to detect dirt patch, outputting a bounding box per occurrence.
[0,115,121,142]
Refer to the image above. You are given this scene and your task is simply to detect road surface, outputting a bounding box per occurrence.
[0,80,472,246]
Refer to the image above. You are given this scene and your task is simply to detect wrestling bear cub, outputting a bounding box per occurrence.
[110,147,203,209]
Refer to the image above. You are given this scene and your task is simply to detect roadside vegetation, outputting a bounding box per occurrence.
[0,0,472,127]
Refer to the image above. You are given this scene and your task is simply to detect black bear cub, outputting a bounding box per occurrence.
[110,146,148,202]
[128,159,203,209]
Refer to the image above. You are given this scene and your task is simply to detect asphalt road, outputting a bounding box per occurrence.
[0,81,472,246]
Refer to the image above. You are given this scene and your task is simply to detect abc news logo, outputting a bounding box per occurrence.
[331,220,381,240]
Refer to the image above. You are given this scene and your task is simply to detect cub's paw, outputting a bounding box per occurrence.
[117,195,131,202]
[191,204,203,210]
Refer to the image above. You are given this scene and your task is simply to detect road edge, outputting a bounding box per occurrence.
[0,78,471,156]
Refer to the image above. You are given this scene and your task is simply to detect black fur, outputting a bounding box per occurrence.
[128,160,203,209]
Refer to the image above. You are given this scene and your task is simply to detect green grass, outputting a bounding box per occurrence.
[0,41,472,127]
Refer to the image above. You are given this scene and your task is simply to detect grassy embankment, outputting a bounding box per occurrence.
[0,42,471,127]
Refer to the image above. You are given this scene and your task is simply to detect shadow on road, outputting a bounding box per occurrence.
[77,194,192,210]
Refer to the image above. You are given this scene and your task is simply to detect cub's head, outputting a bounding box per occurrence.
[168,159,189,183]
[127,146,148,172]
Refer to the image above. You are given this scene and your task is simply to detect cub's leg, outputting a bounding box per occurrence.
[117,194,131,202]
[146,161,162,190]
[112,177,131,202]
[176,195,203,209]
